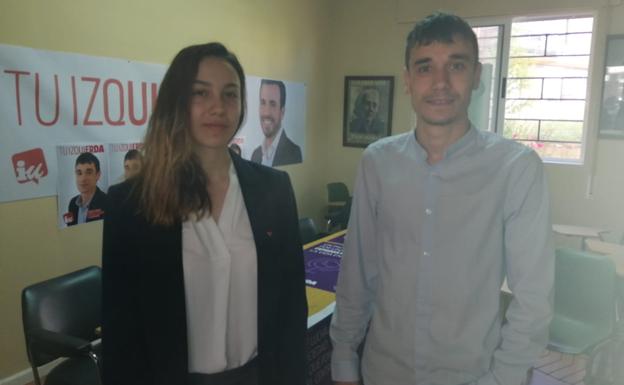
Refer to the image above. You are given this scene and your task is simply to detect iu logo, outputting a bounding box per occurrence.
[12,148,48,184]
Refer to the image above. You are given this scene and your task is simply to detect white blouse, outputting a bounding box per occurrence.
[182,163,258,374]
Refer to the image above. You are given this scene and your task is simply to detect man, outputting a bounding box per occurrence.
[65,152,108,226]
[123,149,143,179]
[349,87,385,135]
[251,79,302,166]
[330,12,554,385]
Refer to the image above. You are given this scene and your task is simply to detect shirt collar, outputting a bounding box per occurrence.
[445,124,478,159]
[76,189,97,208]
[262,127,283,158]
[410,124,478,163]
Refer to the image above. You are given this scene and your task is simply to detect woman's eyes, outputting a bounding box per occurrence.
[224,90,239,99]
[191,89,209,97]
[191,89,239,100]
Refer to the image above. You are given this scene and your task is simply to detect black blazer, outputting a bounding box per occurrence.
[102,154,307,385]
[251,131,302,167]
[66,187,108,226]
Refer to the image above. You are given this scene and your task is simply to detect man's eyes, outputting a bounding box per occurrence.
[416,64,431,73]
[449,62,466,71]
[414,62,467,74]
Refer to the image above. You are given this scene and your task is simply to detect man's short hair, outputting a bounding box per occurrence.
[260,79,286,108]
[124,149,142,162]
[75,152,100,173]
[405,12,479,68]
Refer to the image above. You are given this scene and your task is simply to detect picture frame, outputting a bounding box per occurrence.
[343,76,394,148]
[599,34,624,139]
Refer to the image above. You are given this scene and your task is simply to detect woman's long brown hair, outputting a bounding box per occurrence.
[135,42,247,226]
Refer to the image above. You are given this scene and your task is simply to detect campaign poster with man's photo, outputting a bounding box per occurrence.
[56,144,109,228]
[108,142,143,185]
[232,77,306,168]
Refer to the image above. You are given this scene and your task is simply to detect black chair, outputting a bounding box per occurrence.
[299,217,320,245]
[326,196,352,232]
[22,266,102,385]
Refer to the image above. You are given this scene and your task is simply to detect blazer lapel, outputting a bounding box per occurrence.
[231,153,273,247]
[231,153,280,355]
[274,131,288,165]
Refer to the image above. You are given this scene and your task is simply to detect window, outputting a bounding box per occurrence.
[471,15,595,164]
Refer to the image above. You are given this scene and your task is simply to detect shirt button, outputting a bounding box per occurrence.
[423,251,430,257]
[425,208,432,215]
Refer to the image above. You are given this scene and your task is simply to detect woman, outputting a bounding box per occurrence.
[102,43,307,385]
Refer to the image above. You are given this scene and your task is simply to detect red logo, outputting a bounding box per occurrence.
[87,209,104,219]
[12,148,48,184]
[63,212,74,224]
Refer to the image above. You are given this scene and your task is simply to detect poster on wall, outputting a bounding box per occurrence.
[1,44,308,207]
[108,142,144,184]
[0,44,164,204]
[56,144,109,228]
[232,77,306,167]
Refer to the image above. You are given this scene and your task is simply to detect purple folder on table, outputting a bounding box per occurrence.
[304,234,345,293]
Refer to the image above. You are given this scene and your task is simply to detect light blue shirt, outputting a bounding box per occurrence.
[261,127,284,167]
[76,194,90,224]
[330,127,554,385]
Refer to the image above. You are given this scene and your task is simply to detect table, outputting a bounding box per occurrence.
[304,230,346,385]
[552,224,609,250]
[585,239,624,256]
[584,239,624,278]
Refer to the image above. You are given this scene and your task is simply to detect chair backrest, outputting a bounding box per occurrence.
[299,217,319,245]
[328,197,353,230]
[554,248,616,336]
[327,182,350,203]
[22,265,102,366]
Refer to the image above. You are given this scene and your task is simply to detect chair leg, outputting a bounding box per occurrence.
[88,351,103,385]
[31,366,42,385]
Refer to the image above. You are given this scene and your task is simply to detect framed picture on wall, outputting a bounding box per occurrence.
[343,76,394,148]
[599,34,624,139]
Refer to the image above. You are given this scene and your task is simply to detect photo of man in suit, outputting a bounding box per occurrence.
[65,152,108,226]
[251,79,302,166]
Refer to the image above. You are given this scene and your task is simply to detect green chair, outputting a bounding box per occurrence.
[326,182,350,214]
[548,248,617,355]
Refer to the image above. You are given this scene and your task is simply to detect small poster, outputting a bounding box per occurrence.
[56,144,109,228]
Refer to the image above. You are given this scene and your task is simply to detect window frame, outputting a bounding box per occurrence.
[469,12,599,165]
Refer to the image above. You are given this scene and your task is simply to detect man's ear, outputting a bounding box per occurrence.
[403,67,411,95]
[473,61,482,91]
